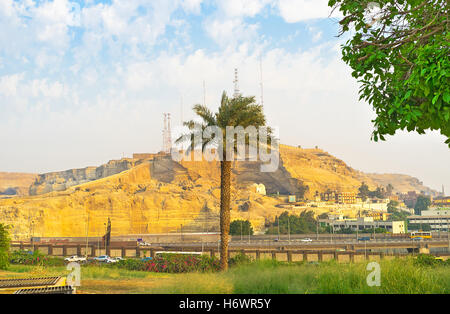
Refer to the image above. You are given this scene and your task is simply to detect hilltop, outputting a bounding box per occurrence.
[0,172,37,196]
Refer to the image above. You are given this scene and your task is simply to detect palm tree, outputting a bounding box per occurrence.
[176,91,270,270]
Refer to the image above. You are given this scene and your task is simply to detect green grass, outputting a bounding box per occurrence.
[1,258,449,294]
[149,258,450,294]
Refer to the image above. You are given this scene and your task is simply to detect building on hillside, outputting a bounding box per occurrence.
[133,152,167,160]
[408,210,450,232]
[389,195,400,202]
[398,191,418,208]
[432,196,450,207]
[319,217,405,234]
[321,191,356,204]
[363,211,391,221]
[321,191,336,202]
[337,192,357,204]
[251,183,266,195]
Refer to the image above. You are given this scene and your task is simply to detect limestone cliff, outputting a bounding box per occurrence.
[0,172,37,196]
[0,157,285,239]
[29,159,143,195]
[0,145,438,239]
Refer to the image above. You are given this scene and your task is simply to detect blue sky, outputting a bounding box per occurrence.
[0,0,449,192]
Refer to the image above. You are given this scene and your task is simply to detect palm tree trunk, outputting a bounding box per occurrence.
[219,160,232,271]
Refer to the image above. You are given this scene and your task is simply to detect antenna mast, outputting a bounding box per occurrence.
[167,113,172,153]
[162,113,172,153]
[233,68,240,98]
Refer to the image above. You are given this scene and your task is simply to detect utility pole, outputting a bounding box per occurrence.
[316,218,319,241]
[103,223,107,255]
[277,216,280,241]
[248,211,251,244]
[31,220,34,252]
[288,214,291,243]
[240,220,243,241]
[85,212,89,258]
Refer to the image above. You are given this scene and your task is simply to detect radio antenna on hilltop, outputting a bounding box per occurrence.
[162,113,172,153]
[233,68,240,98]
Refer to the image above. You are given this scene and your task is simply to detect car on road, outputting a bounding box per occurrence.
[93,255,113,263]
[358,237,371,241]
[301,238,313,243]
[64,255,87,263]
[138,241,151,246]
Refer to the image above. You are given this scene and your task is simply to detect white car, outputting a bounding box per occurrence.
[301,238,313,243]
[138,242,151,246]
[105,257,119,263]
[93,255,111,263]
[65,255,87,263]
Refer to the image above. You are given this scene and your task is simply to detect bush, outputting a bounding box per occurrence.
[113,254,220,273]
[0,250,8,270]
[114,258,145,271]
[10,250,65,267]
[413,254,450,267]
[0,223,10,270]
[228,252,253,267]
[143,254,220,273]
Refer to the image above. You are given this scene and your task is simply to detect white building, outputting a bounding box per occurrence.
[320,217,406,234]
[408,210,450,232]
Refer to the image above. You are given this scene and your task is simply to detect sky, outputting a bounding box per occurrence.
[0,0,448,193]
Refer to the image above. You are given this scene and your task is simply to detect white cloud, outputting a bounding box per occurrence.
[0,74,23,97]
[217,0,271,18]
[276,0,336,22]
[181,0,204,14]
[31,79,66,98]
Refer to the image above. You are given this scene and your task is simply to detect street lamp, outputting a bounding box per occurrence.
[85,212,89,258]
[288,215,291,243]
[104,223,107,254]
[240,220,243,241]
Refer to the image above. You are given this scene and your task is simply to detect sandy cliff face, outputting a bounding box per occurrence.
[29,159,142,195]
[0,157,289,239]
[0,145,438,239]
[279,145,375,198]
[0,173,37,196]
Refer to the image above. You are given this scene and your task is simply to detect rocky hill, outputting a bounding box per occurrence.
[0,145,438,239]
[0,172,37,196]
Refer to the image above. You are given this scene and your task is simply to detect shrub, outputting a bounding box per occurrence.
[413,254,449,267]
[143,254,221,273]
[112,254,220,273]
[113,258,145,271]
[228,252,253,267]
[10,250,65,267]
[0,223,10,270]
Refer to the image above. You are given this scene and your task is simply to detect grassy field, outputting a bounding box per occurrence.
[1,258,449,294]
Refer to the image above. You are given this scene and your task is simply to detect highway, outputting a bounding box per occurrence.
[146,238,450,251]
